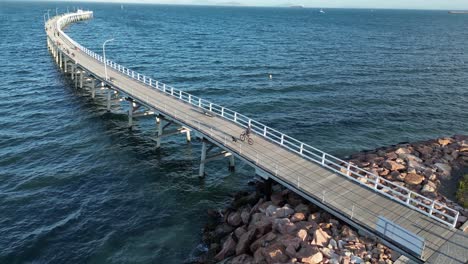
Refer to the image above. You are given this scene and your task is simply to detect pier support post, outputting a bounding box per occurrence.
[91,78,96,98]
[59,52,62,70]
[199,140,207,178]
[79,71,83,88]
[229,155,235,172]
[71,64,75,80]
[156,116,162,148]
[264,178,273,201]
[74,70,78,88]
[128,105,133,128]
[185,129,191,142]
[106,89,112,112]
[64,60,67,73]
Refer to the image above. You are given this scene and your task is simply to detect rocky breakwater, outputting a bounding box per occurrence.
[344,135,468,226]
[194,135,467,263]
[198,184,399,264]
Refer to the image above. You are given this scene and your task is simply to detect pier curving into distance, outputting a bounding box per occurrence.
[45,10,467,263]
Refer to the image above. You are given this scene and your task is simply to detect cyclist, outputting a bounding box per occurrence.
[245,125,252,138]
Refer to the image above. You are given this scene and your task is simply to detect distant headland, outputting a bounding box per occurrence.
[449,11,468,14]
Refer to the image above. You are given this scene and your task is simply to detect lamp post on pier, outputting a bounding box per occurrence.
[102,38,114,81]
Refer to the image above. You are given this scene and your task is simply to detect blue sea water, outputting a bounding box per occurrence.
[0,1,467,263]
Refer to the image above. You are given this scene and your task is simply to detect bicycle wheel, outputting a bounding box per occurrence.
[240,133,246,141]
[248,138,254,145]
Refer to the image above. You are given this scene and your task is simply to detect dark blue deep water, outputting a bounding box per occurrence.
[1,1,467,263]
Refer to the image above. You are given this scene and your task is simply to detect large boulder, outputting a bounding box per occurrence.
[311,227,331,247]
[236,229,256,256]
[262,243,289,264]
[265,205,280,217]
[294,203,311,215]
[215,235,237,261]
[267,205,295,218]
[421,181,437,194]
[291,212,306,222]
[286,192,304,206]
[383,160,406,171]
[230,254,254,264]
[285,244,297,258]
[240,208,251,225]
[273,218,297,235]
[438,138,453,146]
[296,244,320,261]
[434,163,451,176]
[227,211,242,227]
[250,232,277,253]
[251,217,272,236]
[214,223,235,240]
[302,251,323,264]
[234,226,247,240]
[395,147,411,155]
[407,158,425,171]
[309,212,321,222]
[390,170,405,181]
[404,173,424,185]
[270,192,284,206]
[253,248,265,263]
[296,228,309,242]
[416,145,433,156]
[280,235,302,251]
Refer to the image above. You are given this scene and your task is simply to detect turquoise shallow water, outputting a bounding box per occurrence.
[0,2,467,263]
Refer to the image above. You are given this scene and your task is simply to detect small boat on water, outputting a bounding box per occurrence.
[319,9,325,14]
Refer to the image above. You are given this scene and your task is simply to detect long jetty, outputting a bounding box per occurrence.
[45,10,467,263]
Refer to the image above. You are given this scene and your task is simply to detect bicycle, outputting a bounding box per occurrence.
[240,131,254,145]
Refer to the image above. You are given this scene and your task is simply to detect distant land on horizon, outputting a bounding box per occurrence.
[10,0,468,11]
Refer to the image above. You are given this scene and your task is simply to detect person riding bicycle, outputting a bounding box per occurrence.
[245,125,252,138]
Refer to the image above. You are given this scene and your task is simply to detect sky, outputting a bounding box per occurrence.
[39,0,468,10]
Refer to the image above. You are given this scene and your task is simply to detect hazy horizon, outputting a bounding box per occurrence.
[16,0,468,11]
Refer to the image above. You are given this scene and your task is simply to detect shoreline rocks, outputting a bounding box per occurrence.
[344,135,467,227]
[193,135,467,263]
[196,183,399,264]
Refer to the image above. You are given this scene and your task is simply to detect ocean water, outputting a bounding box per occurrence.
[0,2,467,263]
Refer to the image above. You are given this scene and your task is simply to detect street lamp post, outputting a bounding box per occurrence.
[47,9,50,20]
[43,13,47,24]
[102,38,115,81]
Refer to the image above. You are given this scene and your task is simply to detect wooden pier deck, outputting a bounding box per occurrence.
[45,11,467,263]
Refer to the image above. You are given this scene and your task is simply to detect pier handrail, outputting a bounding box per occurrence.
[52,11,459,228]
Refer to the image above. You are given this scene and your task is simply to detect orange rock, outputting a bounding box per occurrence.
[404,173,424,185]
[311,227,331,247]
[438,138,453,146]
[291,212,306,222]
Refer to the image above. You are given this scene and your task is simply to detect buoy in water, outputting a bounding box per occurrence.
[269,74,273,79]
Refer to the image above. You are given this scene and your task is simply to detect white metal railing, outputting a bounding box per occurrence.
[50,12,459,228]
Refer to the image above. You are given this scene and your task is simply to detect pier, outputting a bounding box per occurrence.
[45,10,467,263]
